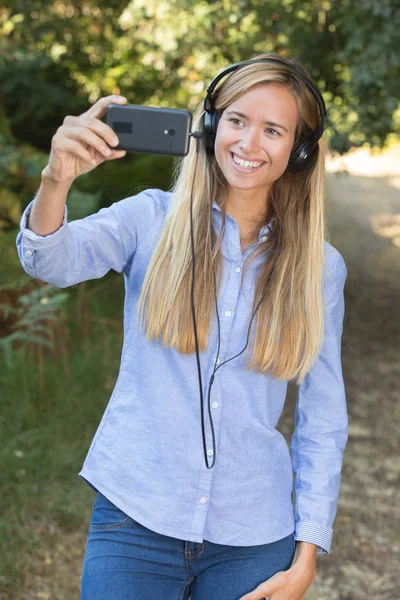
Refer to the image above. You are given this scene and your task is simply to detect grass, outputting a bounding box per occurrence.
[0,271,126,597]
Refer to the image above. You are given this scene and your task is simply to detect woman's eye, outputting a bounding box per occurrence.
[266,128,280,136]
[228,118,280,136]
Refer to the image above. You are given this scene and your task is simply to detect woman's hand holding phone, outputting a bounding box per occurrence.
[42,95,128,183]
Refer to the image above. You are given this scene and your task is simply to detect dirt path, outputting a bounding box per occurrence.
[22,146,400,599]
[289,145,400,599]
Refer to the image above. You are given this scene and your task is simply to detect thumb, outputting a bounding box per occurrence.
[239,571,284,600]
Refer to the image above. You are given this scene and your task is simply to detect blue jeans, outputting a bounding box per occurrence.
[81,491,296,600]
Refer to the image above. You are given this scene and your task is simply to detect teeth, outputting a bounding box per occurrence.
[232,153,263,169]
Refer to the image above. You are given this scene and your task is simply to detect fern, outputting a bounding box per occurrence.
[0,278,69,368]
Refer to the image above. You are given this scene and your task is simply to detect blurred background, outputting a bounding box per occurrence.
[0,1,399,598]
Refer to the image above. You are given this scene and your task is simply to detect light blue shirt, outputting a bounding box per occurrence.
[16,188,348,555]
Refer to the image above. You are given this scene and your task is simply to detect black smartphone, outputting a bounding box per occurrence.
[106,103,193,157]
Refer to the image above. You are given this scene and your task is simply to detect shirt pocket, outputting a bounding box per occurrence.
[89,491,131,531]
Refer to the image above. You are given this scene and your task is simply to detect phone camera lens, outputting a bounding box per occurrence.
[169,129,176,136]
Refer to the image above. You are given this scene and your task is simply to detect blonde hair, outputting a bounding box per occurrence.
[137,52,329,384]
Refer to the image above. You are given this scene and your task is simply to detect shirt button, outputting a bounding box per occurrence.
[261,236,268,242]
[215,357,221,364]
[224,310,232,317]
[207,449,214,456]
[25,250,33,257]
[235,266,241,273]
[200,497,207,504]
[212,402,219,409]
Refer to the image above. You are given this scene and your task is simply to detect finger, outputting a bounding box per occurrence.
[59,137,97,165]
[104,149,127,161]
[85,94,128,121]
[64,125,116,159]
[239,588,271,600]
[89,145,126,164]
[80,114,122,149]
[239,580,275,600]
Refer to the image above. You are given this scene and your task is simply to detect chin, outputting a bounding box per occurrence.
[227,178,261,191]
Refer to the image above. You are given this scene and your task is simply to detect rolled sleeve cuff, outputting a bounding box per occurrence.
[19,200,69,247]
[294,520,332,555]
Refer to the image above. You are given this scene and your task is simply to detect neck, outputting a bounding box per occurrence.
[222,188,271,252]
[225,187,269,228]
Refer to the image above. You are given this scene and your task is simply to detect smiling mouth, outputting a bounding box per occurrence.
[230,152,266,172]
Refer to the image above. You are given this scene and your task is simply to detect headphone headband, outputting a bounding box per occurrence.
[202,56,327,172]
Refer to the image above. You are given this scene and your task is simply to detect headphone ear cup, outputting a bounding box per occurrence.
[203,110,222,156]
[202,111,214,154]
[287,139,319,173]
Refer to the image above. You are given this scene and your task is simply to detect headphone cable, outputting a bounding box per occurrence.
[189,132,297,469]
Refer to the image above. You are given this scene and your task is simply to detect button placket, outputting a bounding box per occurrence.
[189,236,241,541]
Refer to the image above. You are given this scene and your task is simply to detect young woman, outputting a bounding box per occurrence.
[16,53,348,600]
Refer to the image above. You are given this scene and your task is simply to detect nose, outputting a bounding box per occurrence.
[238,126,261,154]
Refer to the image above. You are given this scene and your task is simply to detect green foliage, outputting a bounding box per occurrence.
[0,0,398,227]
[0,229,29,280]
[0,277,69,368]
[0,2,398,594]
[65,187,102,221]
[2,1,398,155]
[0,131,48,230]
[0,273,124,595]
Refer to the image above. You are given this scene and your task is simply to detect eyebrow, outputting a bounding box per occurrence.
[225,110,289,133]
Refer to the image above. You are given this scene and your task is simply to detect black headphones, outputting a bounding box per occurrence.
[202,56,326,173]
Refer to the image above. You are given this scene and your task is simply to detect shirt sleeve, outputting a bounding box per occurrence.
[290,251,348,555]
[15,188,162,288]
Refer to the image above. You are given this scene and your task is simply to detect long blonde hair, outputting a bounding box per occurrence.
[137,52,329,384]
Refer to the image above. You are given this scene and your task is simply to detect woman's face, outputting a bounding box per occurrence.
[214,82,299,200]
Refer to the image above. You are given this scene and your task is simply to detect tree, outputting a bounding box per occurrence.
[0,0,398,224]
